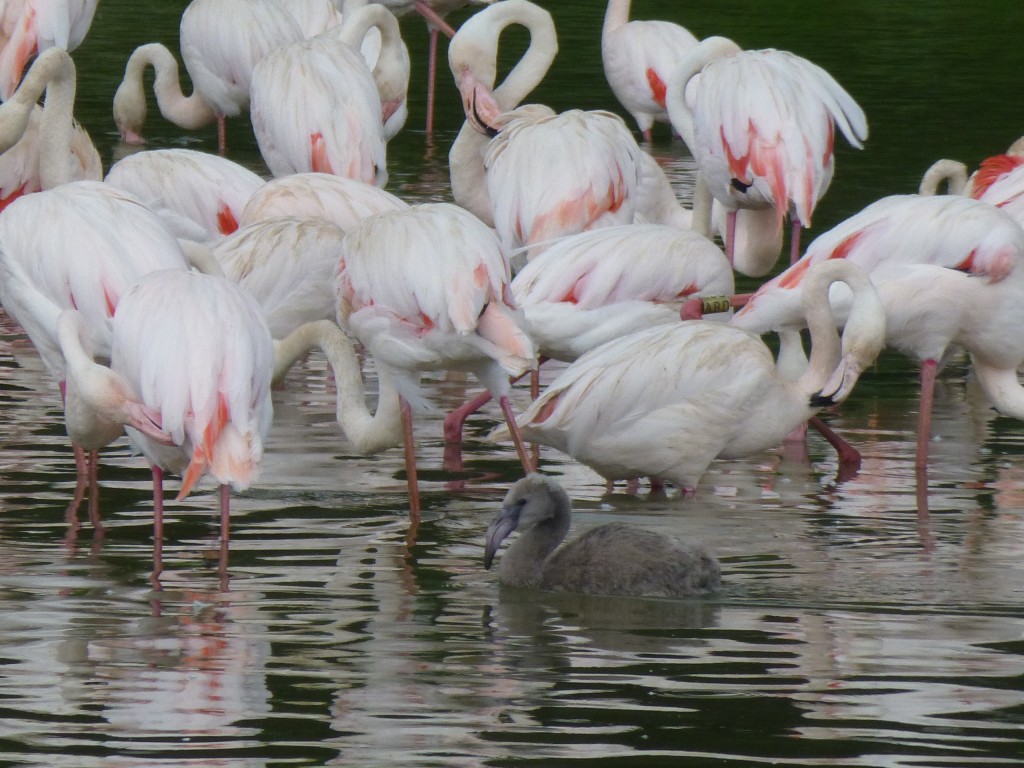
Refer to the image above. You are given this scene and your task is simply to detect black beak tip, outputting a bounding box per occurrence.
[809,393,835,408]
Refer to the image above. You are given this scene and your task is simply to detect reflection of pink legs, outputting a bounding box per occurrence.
[425,27,439,135]
[216,114,226,157]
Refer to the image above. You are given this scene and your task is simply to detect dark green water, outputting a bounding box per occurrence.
[0,1,1022,766]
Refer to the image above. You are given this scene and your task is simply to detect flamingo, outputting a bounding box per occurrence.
[274,0,345,37]
[491,259,885,493]
[601,0,698,143]
[0,0,97,99]
[112,0,304,156]
[0,181,196,514]
[731,193,1024,471]
[238,172,408,228]
[0,48,100,210]
[56,309,175,532]
[104,149,266,243]
[441,222,734,455]
[213,216,345,345]
[366,0,495,136]
[918,137,1024,197]
[249,4,408,182]
[106,269,276,577]
[449,0,644,261]
[666,35,868,267]
[335,202,538,520]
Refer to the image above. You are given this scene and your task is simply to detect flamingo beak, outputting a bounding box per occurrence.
[483,503,522,569]
[126,403,176,446]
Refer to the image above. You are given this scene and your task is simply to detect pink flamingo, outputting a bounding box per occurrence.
[238,172,408,229]
[666,35,868,267]
[213,216,345,345]
[0,48,100,210]
[107,270,276,578]
[492,259,884,494]
[105,149,266,242]
[601,0,698,142]
[112,0,304,156]
[0,181,197,518]
[732,193,1024,470]
[442,223,735,456]
[335,202,538,520]
[0,0,96,98]
[449,0,643,262]
[249,3,408,182]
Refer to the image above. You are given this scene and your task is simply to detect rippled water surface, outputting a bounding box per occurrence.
[1,1,1023,766]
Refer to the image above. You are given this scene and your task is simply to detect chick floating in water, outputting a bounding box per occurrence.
[484,474,721,597]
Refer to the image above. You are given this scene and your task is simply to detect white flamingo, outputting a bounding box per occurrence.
[0,48,100,209]
[492,260,885,493]
[0,0,97,98]
[112,0,304,155]
[335,202,538,519]
[105,148,266,242]
[601,0,698,142]
[666,35,868,267]
[732,193,1024,471]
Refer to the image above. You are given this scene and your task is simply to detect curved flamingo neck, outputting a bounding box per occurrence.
[339,4,409,105]
[602,0,631,39]
[273,320,404,454]
[0,48,77,188]
[114,43,217,135]
[972,361,1024,420]
[919,158,968,196]
[666,36,741,151]
[795,259,882,399]
[450,0,558,112]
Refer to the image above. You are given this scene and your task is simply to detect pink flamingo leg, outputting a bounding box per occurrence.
[809,415,860,468]
[425,26,439,135]
[725,209,737,266]
[216,114,227,157]
[790,219,803,264]
[497,394,535,473]
[151,465,165,581]
[916,359,938,469]
[219,483,230,576]
[86,449,102,532]
[400,396,421,525]
[413,2,456,36]
[443,389,493,444]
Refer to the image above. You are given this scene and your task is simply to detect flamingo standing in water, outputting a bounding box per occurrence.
[105,149,265,243]
[106,270,275,577]
[335,202,537,520]
[0,48,100,210]
[449,0,643,262]
[0,0,97,98]
[601,0,698,142]
[364,0,494,136]
[492,260,885,494]
[0,181,197,518]
[442,223,734,455]
[249,3,408,182]
[112,0,304,156]
[666,35,868,267]
[213,216,345,346]
[731,193,1024,471]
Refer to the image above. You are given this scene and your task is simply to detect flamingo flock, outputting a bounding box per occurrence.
[0,0,1020,588]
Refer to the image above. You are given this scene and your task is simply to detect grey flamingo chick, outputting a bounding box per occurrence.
[484,474,721,597]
